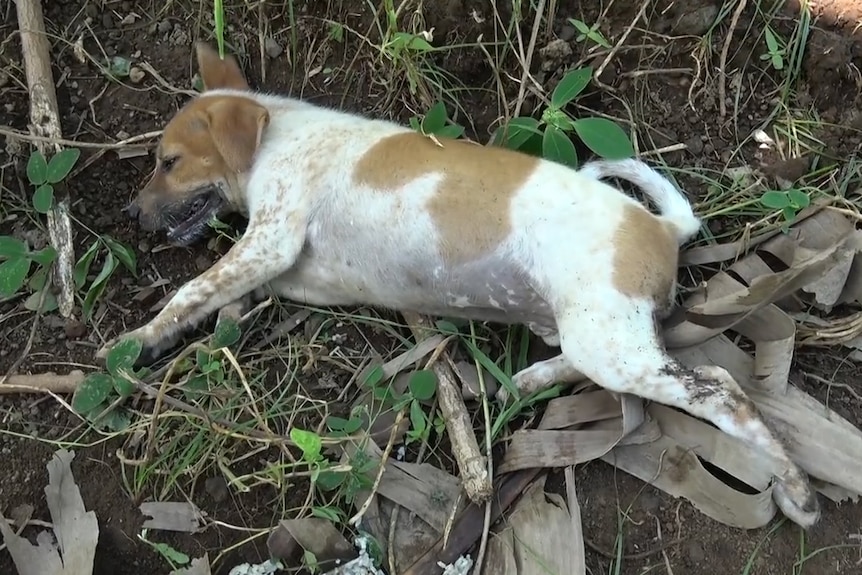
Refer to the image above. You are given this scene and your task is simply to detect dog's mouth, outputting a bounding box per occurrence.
[167,188,224,246]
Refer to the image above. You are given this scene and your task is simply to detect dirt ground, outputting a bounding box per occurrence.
[2,0,862,574]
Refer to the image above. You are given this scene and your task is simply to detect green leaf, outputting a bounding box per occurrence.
[182,375,209,401]
[107,56,131,78]
[46,148,81,183]
[290,428,323,463]
[29,246,57,267]
[106,337,143,377]
[74,241,100,289]
[72,373,114,414]
[112,374,135,397]
[24,289,58,313]
[315,470,346,491]
[551,67,593,108]
[102,236,137,276]
[542,125,579,167]
[152,543,189,566]
[0,258,31,297]
[408,369,437,401]
[409,116,421,131]
[0,237,28,259]
[362,364,385,389]
[399,32,434,52]
[96,407,132,432]
[32,184,54,214]
[435,124,465,140]
[311,506,344,523]
[568,18,591,35]
[26,151,48,185]
[410,399,427,434]
[422,101,448,134]
[28,266,48,291]
[497,117,543,151]
[82,251,116,320]
[212,316,241,348]
[760,190,790,209]
[573,117,635,159]
[435,320,460,335]
[787,189,810,208]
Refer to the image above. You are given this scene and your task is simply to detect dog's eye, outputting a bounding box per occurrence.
[161,156,179,173]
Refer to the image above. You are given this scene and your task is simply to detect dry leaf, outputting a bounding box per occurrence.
[0,449,99,575]
[485,476,585,575]
[140,501,205,533]
[268,518,355,567]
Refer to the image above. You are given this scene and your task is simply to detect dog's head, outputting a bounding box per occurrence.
[126,43,270,246]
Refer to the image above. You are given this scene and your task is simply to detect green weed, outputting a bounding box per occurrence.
[491,67,635,167]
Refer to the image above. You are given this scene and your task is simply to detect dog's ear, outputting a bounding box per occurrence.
[195,42,250,91]
[203,97,270,173]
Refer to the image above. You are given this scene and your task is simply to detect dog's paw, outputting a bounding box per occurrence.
[773,472,821,530]
[95,327,168,365]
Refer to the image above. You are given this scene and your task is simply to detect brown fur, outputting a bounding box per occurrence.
[196,42,249,91]
[133,95,267,224]
[611,204,678,304]
[352,132,539,262]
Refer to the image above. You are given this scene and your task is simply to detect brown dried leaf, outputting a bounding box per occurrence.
[0,449,98,575]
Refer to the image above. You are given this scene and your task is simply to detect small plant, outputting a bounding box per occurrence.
[410,101,466,140]
[75,235,138,320]
[71,338,143,431]
[761,26,787,71]
[492,67,635,167]
[760,188,810,224]
[27,148,80,214]
[138,529,190,570]
[568,18,612,49]
[0,237,57,310]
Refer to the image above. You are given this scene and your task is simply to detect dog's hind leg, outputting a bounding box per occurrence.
[553,302,821,529]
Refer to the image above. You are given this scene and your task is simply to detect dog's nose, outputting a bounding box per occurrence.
[124,201,140,220]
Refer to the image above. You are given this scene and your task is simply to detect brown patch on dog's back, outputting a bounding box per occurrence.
[612,204,677,304]
[352,132,539,262]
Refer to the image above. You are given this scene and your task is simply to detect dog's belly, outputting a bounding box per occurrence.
[265,251,556,327]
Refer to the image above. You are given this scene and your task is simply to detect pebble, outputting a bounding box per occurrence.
[64,319,87,340]
[670,5,719,36]
[685,135,704,155]
[265,37,284,59]
[205,476,229,503]
[157,20,172,34]
[195,255,212,272]
[129,66,145,84]
[684,540,706,563]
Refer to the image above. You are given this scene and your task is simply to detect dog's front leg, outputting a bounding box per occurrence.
[96,221,306,361]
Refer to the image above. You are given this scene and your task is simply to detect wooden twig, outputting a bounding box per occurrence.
[401,311,492,504]
[16,0,76,317]
[0,371,85,394]
[718,0,748,118]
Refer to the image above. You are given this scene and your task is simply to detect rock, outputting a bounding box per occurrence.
[205,476,229,503]
[670,4,719,36]
[685,135,704,155]
[64,320,87,340]
[157,20,172,34]
[540,38,572,71]
[129,66,145,84]
[265,37,284,59]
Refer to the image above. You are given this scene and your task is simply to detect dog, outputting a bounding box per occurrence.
[101,42,820,528]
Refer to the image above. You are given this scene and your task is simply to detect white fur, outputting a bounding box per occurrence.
[104,88,820,529]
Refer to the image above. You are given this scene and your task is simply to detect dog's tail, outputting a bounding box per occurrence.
[579,158,701,245]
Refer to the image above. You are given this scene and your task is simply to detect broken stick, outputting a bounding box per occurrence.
[0,370,85,394]
[401,311,492,504]
[16,0,77,318]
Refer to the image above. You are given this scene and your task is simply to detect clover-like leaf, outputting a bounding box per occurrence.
[106,337,143,377]
[26,151,48,186]
[760,190,790,209]
[0,258,31,297]
[32,184,54,214]
[46,148,81,183]
[290,428,323,463]
[213,316,241,348]
[72,373,114,414]
[408,369,437,401]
